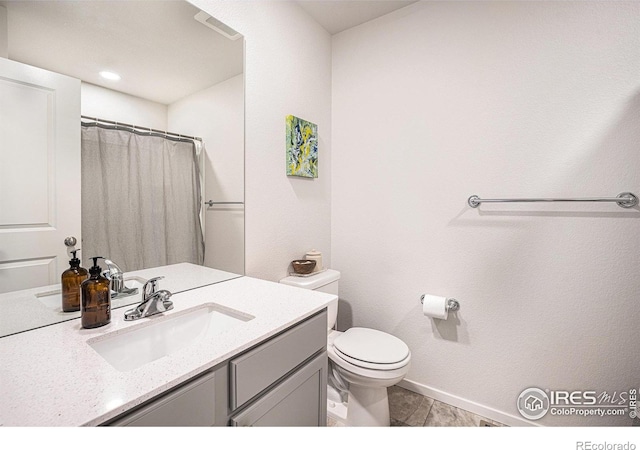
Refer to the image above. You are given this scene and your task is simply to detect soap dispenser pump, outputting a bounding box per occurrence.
[61,249,89,312]
[81,256,111,329]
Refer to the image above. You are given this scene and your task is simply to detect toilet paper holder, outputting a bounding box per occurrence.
[420,294,460,312]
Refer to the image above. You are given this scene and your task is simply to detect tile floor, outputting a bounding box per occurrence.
[328,385,506,427]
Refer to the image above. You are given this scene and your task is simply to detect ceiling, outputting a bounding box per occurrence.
[297,0,417,35]
[0,1,416,104]
[1,0,244,105]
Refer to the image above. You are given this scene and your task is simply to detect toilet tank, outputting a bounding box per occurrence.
[280,269,340,331]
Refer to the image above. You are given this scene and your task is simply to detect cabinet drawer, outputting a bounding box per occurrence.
[229,309,327,410]
[108,370,216,427]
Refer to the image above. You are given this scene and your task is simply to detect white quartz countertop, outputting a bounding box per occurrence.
[0,264,336,426]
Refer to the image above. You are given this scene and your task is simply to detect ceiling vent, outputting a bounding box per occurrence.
[194,11,241,41]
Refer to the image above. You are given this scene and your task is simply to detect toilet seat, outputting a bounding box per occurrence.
[334,347,411,370]
[332,327,411,371]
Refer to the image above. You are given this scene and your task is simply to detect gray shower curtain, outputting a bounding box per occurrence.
[81,125,204,272]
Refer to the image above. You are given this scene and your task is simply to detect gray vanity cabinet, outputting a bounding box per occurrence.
[105,309,327,427]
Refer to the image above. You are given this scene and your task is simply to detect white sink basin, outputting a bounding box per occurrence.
[88,303,254,372]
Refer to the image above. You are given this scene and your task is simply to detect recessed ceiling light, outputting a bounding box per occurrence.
[99,71,121,81]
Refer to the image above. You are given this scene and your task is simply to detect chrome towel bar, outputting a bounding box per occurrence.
[468,192,638,209]
[204,200,244,207]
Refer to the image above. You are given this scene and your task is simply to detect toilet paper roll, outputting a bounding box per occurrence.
[422,294,448,320]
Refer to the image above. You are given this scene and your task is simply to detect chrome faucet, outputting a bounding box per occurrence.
[103,259,124,293]
[103,259,137,297]
[124,276,173,321]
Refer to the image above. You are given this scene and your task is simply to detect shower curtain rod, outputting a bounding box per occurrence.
[81,115,202,142]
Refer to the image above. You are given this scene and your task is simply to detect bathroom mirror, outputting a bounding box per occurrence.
[0,0,245,337]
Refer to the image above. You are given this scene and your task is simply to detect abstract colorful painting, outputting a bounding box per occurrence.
[286,115,318,178]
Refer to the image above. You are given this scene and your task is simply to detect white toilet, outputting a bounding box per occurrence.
[280,269,411,426]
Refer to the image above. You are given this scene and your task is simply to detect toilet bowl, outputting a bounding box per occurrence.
[327,328,411,426]
[280,269,411,426]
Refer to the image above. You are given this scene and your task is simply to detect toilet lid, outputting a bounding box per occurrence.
[333,327,410,365]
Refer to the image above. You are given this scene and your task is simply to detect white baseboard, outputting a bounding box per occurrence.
[397,378,540,427]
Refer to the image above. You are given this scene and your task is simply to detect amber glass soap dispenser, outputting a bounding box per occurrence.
[61,249,88,312]
[81,256,111,329]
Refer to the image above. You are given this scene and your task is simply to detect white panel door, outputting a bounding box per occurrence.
[0,57,80,293]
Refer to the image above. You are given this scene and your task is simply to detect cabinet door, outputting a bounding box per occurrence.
[230,352,327,427]
[108,370,216,427]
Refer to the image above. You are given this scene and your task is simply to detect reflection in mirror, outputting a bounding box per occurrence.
[0,0,245,337]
